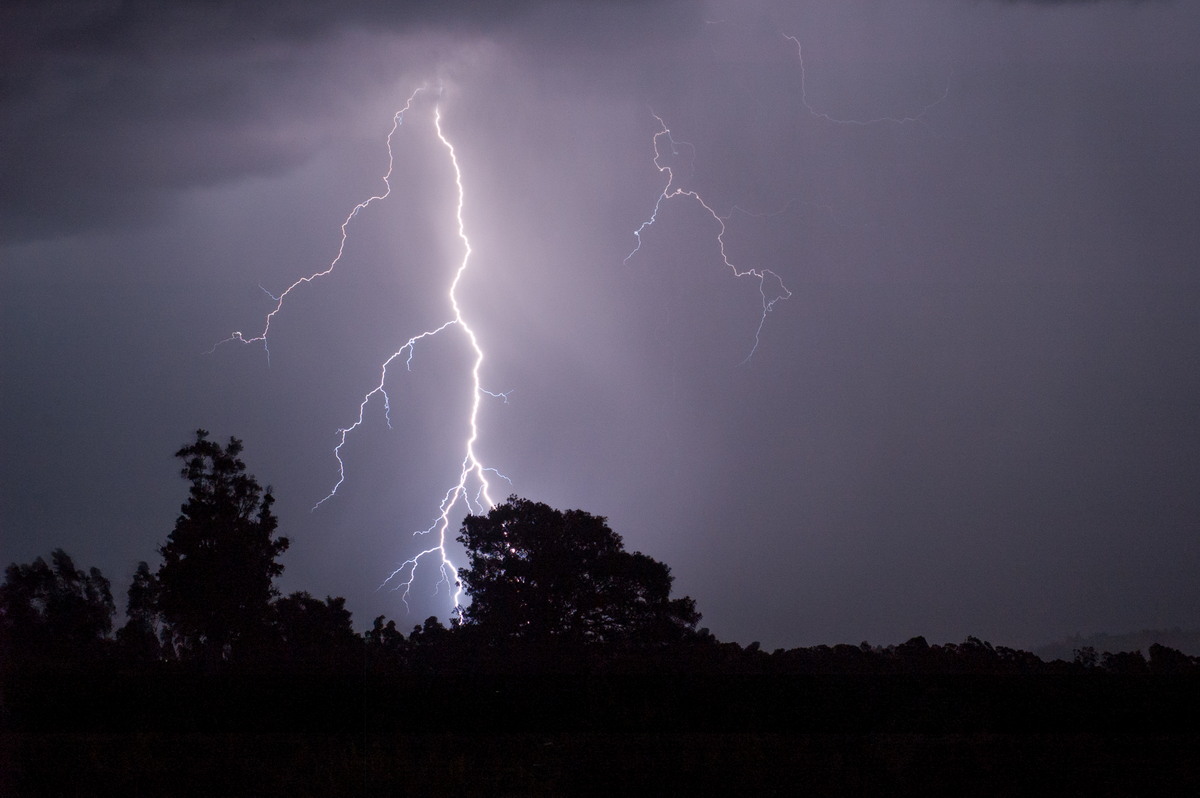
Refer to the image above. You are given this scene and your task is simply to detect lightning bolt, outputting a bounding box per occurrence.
[369,104,510,613]
[214,31,947,620]
[625,113,792,363]
[217,86,506,616]
[215,91,421,360]
[624,34,949,361]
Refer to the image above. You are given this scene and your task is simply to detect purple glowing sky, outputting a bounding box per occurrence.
[3,0,1199,650]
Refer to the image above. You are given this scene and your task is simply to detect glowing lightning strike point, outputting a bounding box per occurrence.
[625,114,791,363]
[218,87,509,619]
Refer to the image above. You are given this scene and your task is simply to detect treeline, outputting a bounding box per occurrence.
[5,432,1200,795]
[3,430,1199,681]
[1037,627,1200,664]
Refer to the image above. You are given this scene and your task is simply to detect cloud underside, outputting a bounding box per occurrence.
[1,0,702,242]
[0,0,1165,243]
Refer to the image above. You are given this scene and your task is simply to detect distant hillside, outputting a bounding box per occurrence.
[1035,628,1200,662]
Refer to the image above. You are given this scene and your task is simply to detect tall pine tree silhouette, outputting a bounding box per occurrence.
[157,430,288,664]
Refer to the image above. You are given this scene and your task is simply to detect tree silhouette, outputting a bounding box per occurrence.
[156,429,289,664]
[1102,649,1149,674]
[365,614,409,671]
[116,561,161,663]
[1148,643,1198,674]
[0,549,114,665]
[456,496,700,647]
[272,591,361,670]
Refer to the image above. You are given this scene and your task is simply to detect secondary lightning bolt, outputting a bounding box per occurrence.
[218,87,506,616]
[624,34,949,361]
[215,91,421,360]
[625,113,792,362]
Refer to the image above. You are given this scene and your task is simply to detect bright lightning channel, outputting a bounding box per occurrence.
[217,87,506,616]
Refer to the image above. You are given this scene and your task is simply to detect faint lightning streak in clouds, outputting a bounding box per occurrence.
[785,34,950,127]
[624,33,950,362]
[625,113,792,362]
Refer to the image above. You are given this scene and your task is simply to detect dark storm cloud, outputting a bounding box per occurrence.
[989,1,1161,4]
[0,0,699,243]
[24,0,693,50]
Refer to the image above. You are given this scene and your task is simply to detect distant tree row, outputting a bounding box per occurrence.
[4,430,1199,678]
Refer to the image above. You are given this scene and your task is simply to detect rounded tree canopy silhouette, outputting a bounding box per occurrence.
[456,496,700,647]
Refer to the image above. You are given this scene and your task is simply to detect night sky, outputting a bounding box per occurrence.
[4,0,1199,651]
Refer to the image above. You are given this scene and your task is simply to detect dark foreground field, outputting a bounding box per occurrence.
[4,672,1200,795]
[7,730,1200,796]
